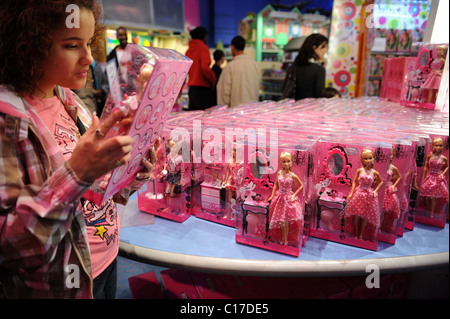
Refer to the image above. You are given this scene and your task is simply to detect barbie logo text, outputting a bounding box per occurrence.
[65,4,80,28]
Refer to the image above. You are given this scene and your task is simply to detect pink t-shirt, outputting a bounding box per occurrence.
[25,94,120,279]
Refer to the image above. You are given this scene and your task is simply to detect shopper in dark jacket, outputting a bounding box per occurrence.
[284,33,328,100]
[212,49,225,105]
[185,27,217,110]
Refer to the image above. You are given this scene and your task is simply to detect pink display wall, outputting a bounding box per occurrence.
[325,0,364,98]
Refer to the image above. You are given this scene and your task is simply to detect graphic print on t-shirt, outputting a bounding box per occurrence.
[82,199,118,246]
[54,119,78,157]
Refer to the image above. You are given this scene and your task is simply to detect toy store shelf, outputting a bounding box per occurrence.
[370,50,415,56]
[118,200,449,277]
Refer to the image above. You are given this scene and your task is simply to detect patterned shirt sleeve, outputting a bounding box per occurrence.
[0,114,90,271]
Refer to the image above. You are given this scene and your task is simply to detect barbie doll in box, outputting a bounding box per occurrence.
[419,137,449,217]
[422,45,447,104]
[381,149,402,233]
[345,149,383,240]
[164,139,184,197]
[223,146,243,218]
[267,152,304,245]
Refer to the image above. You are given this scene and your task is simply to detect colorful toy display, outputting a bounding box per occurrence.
[122,86,447,256]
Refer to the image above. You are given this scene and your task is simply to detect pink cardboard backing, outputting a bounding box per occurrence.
[84,45,192,205]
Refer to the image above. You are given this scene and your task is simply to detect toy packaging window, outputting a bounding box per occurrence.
[83,44,192,205]
[138,127,192,223]
[400,43,448,110]
[414,134,449,228]
[193,132,244,227]
[310,140,391,251]
[234,140,314,257]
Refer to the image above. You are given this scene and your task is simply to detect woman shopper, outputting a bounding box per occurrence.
[283,33,328,100]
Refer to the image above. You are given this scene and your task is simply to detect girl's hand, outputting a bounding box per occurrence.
[69,110,134,183]
[291,195,296,202]
[373,191,378,198]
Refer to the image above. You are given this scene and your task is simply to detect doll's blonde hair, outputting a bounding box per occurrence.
[432,137,444,153]
[280,151,293,172]
[137,63,154,96]
[432,137,444,145]
[360,149,375,169]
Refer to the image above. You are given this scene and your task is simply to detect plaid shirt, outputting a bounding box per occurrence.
[0,86,94,298]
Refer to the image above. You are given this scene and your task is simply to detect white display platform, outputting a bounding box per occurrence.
[118,196,449,277]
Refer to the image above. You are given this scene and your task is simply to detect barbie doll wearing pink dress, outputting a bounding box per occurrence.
[345,149,383,239]
[223,147,243,218]
[422,45,447,103]
[419,137,449,217]
[267,152,304,245]
[381,150,402,233]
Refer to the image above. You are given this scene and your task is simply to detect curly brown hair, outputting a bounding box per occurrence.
[0,0,104,95]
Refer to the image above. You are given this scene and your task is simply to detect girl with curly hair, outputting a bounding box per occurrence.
[0,1,153,298]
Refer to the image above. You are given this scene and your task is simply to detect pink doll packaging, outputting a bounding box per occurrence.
[235,139,315,257]
[381,56,417,103]
[354,121,422,239]
[83,44,192,205]
[192,125,244,227]
[385,29,398,52]
[347,116,428,234]
[310,139,391,251]
[377,141,414,244]
[392,134,431,231]
[397,29,412,53]
[414,133,449,228]
[137,126,192,223]
[400,43,448,110]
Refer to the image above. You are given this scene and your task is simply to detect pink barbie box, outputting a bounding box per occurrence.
[310,140,391,251]
[415,133,449,228]
[137,126,192,223]
[235,140,315,257]
[400,43,448,110]
[84,44,192,205]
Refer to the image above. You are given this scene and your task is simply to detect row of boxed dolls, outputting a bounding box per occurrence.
[75,43,446,258]
[373,28,423,53]
[136,96,448,257]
